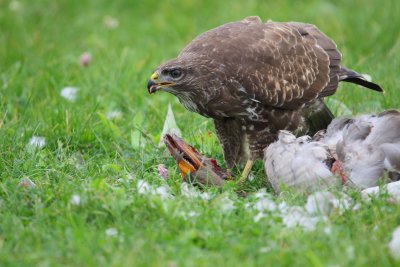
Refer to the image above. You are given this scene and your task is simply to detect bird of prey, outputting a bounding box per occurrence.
[147,16,383,180]
[265,110,400,193]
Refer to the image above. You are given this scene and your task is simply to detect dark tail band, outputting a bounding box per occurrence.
[339,67,383,92]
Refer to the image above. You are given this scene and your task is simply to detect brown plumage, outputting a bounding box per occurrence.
[147,16,382,168]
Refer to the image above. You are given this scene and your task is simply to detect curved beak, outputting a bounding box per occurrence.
[147,72,175,94]
[147,79,158,94]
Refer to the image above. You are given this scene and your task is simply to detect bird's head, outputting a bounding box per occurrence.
[147,55,219,95]
[147,62,185,94]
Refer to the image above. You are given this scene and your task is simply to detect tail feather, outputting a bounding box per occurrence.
[339,67,383,92]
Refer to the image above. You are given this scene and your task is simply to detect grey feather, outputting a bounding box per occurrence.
[265,110,400,192]
[264,131,336,193]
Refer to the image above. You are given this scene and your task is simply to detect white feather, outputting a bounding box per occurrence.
[265,131,335,193]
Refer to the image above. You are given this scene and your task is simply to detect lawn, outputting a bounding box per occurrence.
[1,0,400,266]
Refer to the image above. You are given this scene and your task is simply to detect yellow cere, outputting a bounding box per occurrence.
[150,72,158,80]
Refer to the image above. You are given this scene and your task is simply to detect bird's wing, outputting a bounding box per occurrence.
[335,113,400,188]
[291,142,335,189]
[264,132,335,193]
[380,143,400,174]
[264,141,298,193]
[366,110,400,145]
[181,18,342,109]
[237,21,341,109]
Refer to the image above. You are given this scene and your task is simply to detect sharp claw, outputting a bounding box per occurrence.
[238,159,254,184]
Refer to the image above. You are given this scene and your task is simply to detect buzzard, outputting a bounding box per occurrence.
[147,16,382,178]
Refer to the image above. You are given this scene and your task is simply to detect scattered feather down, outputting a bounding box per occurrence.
[388,226,400,260]
[361,180,400,201]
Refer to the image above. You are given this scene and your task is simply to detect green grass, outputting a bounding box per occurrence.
[1,0,400,266]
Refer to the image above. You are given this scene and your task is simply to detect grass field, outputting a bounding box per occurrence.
[1,0,400,266]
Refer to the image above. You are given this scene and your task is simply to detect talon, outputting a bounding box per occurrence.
[238,159,254,184]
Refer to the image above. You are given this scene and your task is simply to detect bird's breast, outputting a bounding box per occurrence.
[176,92,201,114]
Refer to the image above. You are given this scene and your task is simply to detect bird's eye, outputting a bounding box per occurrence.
[170,69,182,79]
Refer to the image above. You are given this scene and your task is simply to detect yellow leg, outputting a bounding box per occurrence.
[237,159,254,184]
